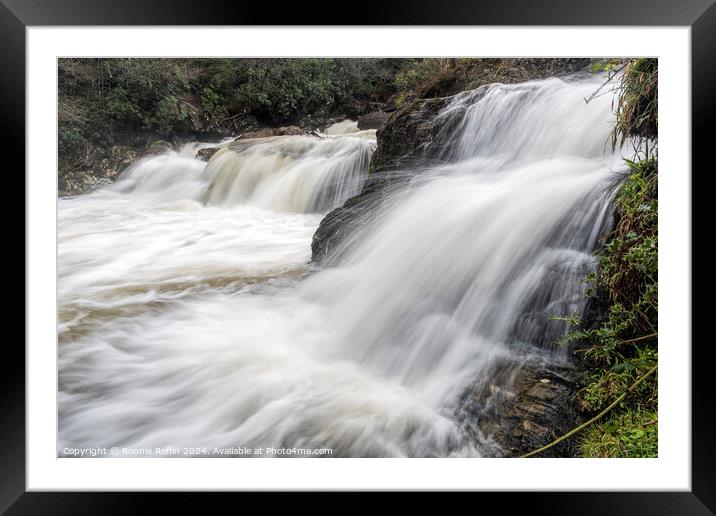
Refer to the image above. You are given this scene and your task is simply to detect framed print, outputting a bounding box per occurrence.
[5,0,713,511]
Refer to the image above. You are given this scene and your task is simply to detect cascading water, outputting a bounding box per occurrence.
[58,75,627,457]
[203,130,375,213]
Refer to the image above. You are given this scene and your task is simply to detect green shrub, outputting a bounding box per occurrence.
[580,408,658,458]
[392,59,452,96]
[58,57,423,156]
[199,86,227,125]
[557,155,658,458]
[556,58,658,458]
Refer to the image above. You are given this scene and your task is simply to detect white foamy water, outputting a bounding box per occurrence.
[59,75,630,457]
[323,119,360,135]
[203,131,375,212]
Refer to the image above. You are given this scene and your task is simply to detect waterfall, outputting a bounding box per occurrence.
[203,132,375,213]
[58,75,627,457]
[108,130,375,214]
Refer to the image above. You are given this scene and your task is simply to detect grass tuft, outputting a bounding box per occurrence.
[580,408,658,458]
[612,58,658,149]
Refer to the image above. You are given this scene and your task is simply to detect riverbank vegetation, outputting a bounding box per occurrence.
[561,58,658,457]
[58,58,415,186]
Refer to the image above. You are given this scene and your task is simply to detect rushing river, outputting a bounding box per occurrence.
[58,75,628,457]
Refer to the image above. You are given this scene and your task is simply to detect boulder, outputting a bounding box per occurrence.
[147,140,172,155]
[274,125,304,136]
[357,111,389,130]
[458,362,582,457]
[241,128,274,139]
[196,147,219,161]
[102,146,138,181]
[59,172,109,197]
[311,96,454,263]
[238,126,305,139]
[59,145,138,196]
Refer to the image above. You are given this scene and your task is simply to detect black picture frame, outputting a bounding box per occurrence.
[4,0,712,512]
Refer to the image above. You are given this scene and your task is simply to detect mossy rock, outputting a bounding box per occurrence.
[196,147,219,161]
[147,140,172,155]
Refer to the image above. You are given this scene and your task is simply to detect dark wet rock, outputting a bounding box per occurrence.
[580,284,611,333]
[311,96,455,262]
[369,97,457,174]
[458,361,582,457]
[357,111,389,130]
[312,171,407,264]
[196,147,219,161]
